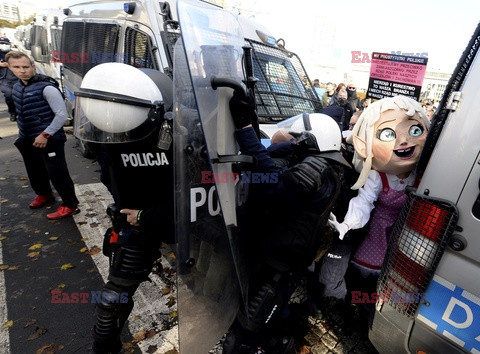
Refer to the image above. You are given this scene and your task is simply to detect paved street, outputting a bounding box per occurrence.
[0,97,377,354]
[0,100,178,353]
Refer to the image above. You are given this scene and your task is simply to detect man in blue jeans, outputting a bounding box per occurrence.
[7,51,79,219]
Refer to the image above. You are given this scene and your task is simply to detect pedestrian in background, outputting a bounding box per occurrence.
[0,36,18,121]
[322,82,335,107]
[330,88,353,130]
[346,82,362,113]
[6,51,79,219]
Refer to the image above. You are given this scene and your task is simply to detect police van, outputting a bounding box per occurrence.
[27,9,66,85]
[60,0,321,156]
[369,22,480,354]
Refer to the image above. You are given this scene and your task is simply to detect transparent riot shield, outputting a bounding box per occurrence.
[173,1,252,352]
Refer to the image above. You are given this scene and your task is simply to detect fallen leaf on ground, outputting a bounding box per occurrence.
[60,263,75,270]
[47,237,58,241]
[132,329,147,342]
[35,343,54,354]
[20,176,28,180]
[28,326,47,340]
[145,329,156,339]
[122,342,134,353]
[146,345,158,353]
[7,265,19,270]
[166,296,176,307]
[164,349,179,354]
[24,319,37,328]
[0,199,8,204]
[2,320,13,328]
[87,246,101,255]
[0,265,9,270]
[51,283,66,292]
[0,236,6,241]
[27,252,40,258]
[79,247,87,253]
[161,287,171,295]
[28,243,43,251]
[297,345,313,354]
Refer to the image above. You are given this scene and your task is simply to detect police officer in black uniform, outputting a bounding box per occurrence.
[73,64,174,354]
[223,92,352,353]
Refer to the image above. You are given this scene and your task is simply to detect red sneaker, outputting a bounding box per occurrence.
[47,205,80,220]
[29,194,55,209]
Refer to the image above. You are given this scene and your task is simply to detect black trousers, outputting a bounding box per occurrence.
[14,138,78,208]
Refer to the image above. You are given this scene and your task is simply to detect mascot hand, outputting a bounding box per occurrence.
[328,212,349,240]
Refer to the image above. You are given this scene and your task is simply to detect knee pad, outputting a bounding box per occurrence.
[239,274,285,333]
[93,283,134,340]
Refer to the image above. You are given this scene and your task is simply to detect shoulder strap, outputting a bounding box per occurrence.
[379,171,389,193]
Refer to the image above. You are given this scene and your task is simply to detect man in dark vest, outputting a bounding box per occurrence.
[6,51,79,219]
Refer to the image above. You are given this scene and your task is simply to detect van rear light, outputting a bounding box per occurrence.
[377,193,458,317]
[406,199,450,241]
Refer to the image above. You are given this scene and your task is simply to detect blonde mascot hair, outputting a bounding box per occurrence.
[346,95,430,190]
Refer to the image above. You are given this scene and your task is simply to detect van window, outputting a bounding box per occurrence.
[30,25,48,55]
[248,39,321,122]
[124,28,158,69]
[61,21,120,77]
[50,26,62,53]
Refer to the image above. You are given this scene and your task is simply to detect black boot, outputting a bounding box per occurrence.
[92,337,122,354]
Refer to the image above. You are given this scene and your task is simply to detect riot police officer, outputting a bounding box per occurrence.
[73,63,174,354]
[223,92,352,353]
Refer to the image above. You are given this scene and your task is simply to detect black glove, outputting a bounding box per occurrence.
[229,90,255,129]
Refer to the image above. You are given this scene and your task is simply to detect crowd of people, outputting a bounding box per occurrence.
[312,79,438,124]
[1,29,438,353]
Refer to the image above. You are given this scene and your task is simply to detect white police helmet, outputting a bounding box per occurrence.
[289,112,351,167]
[74,63,172,143]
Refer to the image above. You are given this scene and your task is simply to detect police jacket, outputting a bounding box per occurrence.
[235,127,344,272]
[12,74,66,141]
[0,67,18,84]
[99,127,174,245]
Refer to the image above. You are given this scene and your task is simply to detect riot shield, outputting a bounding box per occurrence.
[173,1,252,352]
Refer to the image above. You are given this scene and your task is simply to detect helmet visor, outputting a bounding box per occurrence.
[74,89,162,143]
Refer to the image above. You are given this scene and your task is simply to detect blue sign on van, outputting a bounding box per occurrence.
[417,275,480,353]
